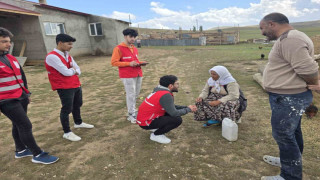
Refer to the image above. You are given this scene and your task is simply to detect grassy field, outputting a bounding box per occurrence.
[211,25,320,41]
[135,26,320,41]
[136,20,320,42]
[0,43,320,180]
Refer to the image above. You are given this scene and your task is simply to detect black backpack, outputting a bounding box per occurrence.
[223,84,247,115]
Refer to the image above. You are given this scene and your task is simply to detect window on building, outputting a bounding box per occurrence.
[44,22,65,35]
[89,23,103,36]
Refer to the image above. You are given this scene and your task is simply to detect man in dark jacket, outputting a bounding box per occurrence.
[137,75,197,144]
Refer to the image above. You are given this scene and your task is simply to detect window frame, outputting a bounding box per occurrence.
[43,22,66,36]
[88,22,103,36]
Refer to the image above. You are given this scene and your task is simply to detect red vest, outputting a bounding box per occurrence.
[117,45,143,78]
[136,90,173,126]
[45,51,81,90]
[0,54,29,100]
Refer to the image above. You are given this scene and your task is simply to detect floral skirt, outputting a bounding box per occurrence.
[194,93,240,121]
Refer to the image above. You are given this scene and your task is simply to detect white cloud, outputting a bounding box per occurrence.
[311,0,320,4]
[194,0,305,25]
[122,0,320,30]
[187,6,192,10]
[150,1,188,16]
[132,19,170,29]
[103,11,136,22]
[302,8,319,13]
[150,2,162,7]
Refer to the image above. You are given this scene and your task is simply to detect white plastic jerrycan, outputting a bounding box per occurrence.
[222,118,238,141]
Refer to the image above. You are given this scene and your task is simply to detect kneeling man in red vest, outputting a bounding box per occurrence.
[137,75,197,144]
[45,34,94,142]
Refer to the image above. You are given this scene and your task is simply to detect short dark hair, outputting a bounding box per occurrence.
[56,34,76,45]
[262,12,289,24]
[159,75,178,87]
[0,27,13,38]
[123,28,138,37]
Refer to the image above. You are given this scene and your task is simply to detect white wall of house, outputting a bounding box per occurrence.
[0,0,129,60]
[88,15,128,55]
[35,6,93,57]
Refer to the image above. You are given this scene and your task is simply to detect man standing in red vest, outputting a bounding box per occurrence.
[111,28,147,123]
[0,27,58,164]
[45,34,94,142]
[137,75,197,144]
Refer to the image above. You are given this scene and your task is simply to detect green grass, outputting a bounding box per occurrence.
[136,21,320,42]
[0,44,319,179]
[218,26,320,41]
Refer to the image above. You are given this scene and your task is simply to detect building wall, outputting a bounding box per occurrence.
[113,20,128,45]
[88,15,128,55]
[1,0,129,58]
[138,38,201,46]
[0,14,47,59]
[35,6,92,57]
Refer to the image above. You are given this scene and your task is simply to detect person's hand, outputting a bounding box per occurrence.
[72,67,79,75]
[130,61,139,67]
[196,97,203,102]
[139,61,148,66]
[209,100,221,107]
[308,80,320,93]
[188,105,197,112]
[28,97,31,103]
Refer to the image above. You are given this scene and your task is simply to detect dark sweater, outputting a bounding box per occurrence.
[153,85,191,117]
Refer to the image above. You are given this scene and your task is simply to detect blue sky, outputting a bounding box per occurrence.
[28,0,320,30]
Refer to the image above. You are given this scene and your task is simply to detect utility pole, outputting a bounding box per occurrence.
[129,15,131,27]
[196,19,198,31]
[238,24,240,43]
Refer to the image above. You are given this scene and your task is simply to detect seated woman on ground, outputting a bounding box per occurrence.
[194,65,241,127]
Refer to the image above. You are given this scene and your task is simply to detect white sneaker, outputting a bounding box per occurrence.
[74,122,94,128]
[263,155,281,167]
[127,116,136,124]
[236,118,242,123]
[127,110,138,117]
[261,175,285,180]
[63,132,81,141]
[149,129,158,133]
[150,133,171,144]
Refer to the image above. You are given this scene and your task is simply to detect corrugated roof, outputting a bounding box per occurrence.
[0,2,40,16]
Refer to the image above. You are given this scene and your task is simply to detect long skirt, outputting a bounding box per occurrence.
[194,93,240,121]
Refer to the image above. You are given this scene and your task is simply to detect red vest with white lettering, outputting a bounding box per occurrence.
[0,54,29,100]
[45,51,81,90]
[117,45,143,78]
[136,90,173,126]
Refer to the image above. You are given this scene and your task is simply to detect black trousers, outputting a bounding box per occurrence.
[140,115,182,135]
[0,98,42,156]
[57,87,83,133]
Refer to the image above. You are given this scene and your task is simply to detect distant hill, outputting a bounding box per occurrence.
[207,26,232,30]
[213,20,320,41]
[291,20,320,28]
[133,19,320,41]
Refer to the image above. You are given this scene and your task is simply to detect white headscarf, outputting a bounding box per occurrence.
[207,65,236,93]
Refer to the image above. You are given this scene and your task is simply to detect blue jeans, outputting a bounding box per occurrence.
[269,90,312,180]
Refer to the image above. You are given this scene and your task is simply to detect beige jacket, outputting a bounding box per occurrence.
[263,30,319,94]
[198,81,240,103]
